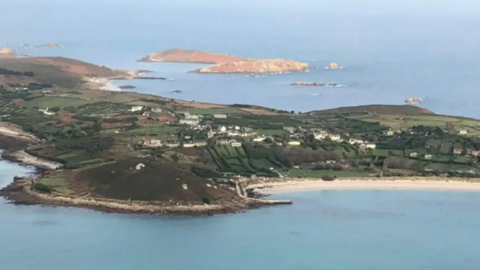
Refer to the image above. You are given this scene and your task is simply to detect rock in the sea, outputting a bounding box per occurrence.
[38,43,62,48]
[194,59,309,74]
[138,48,251,64]
[291,82,325,86]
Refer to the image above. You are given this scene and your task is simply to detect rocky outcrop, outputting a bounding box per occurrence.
[194,59,309,74]
[291,82,325,86]
[38,43,62,48]
[139,48,250,64]
[0,48,16,58]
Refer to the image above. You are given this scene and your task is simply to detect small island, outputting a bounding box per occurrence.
[140,48,310,74]
[138,48,251,64]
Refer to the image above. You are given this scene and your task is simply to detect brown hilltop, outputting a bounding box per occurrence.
[139,48,251,64]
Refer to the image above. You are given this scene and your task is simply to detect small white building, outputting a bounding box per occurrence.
[180,119,200,126]
[410,152,418,158]
[425,154,433,160]
[459,130,468,135]
[135,163,145,170]
[217,125,227,133]
[253,136,267,142]
[143,139,162,147]
[151,108,163,113]
[231,142,242,147]
[130,106,143,112]
[283,126,295,133]
[364,143,376,149]
[288,141,301,146]
[213,114,227,119]
[314,133,327,140]
[164,142,180,148]
[328,134,342,141]
[348,138,363,145]
[383,130,394,136]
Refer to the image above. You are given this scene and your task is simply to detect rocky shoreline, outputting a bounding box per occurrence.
[0,175,292,216]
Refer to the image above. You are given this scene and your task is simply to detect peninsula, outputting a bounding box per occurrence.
[1,56,480,216]
[139,48,310,74]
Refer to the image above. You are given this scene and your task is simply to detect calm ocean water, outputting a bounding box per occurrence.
[3,1,480,269]
[3,0,480,116]
[2,160,480,270]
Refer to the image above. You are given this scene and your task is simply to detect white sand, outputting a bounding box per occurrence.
[249,178,480,194]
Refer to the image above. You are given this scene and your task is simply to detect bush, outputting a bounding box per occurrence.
[321,175,336,181]
[34,183,52,193]
[202,197,211,204]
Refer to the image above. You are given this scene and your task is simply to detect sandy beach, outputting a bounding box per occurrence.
[248,178,480,194]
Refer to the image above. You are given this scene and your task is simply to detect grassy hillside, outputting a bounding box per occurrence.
[76,158,235,202]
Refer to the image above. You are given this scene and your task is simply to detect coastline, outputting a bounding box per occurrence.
[248,178,480,195]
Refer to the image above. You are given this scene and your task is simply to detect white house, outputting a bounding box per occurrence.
[217,125,227,133]
[288,141,301,146]
[135,163,145,170]
[410,152,418,157]
[130,106,143,112]
[314,133,327,140]
[231,142,242,147]
[179,119,200,125]
[383,130,394,136]
[213,114,227,119]
[143,139,162,147]
[253,136,267,142]
[194,141,208,147]
[459,130,468,135]
[424,154,433,160]
[152,108,163,113]
[364,143,376,149]
[328,134,342,141]
[348,138,363,145]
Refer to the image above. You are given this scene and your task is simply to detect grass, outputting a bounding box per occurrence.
[253,129,286,136]
[183,108,247,115]
[24,96,90,108]
[287,170,371,178]
[348,114,480,135]
[37,173,73,195]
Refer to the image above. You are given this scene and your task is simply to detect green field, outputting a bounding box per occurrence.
[24,96,91,108]
[36,172,72,194]
[184,108,247,115]
[253,129,286,136]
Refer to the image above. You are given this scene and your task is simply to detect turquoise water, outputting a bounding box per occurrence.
[3,0,480,116]
[2,159,480,269]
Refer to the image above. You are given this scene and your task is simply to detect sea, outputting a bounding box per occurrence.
[2,0,480,269]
